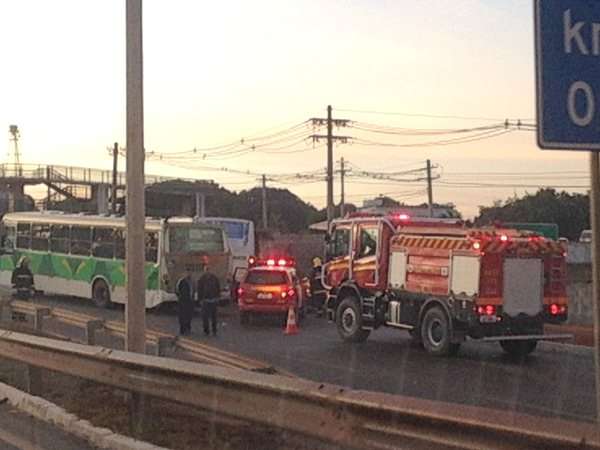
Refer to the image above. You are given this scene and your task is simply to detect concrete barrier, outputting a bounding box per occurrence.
[0,380,166,450]
[567,242,591,265]
[567,282,593,325]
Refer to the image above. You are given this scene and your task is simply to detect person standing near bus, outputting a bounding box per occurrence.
[197,263,220,336]
[176,269,194,335]
[11,256,34,300]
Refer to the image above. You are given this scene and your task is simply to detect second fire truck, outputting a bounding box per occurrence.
[323,213,569,357]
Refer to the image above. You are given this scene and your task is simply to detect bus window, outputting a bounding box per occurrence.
[50,225,70,254]
[115,230,126,259]
[71,226,91,256]
[4,226,15,250]
[16,223,31,249]
[221,221,248,242]
[92,228,115,259]
[31,223,50,251]
[169,226,224,253]
[145,232,158,263]
[189,227,224,252]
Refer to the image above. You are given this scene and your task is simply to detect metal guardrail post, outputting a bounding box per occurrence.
[85,320,104,346]
[0,298,12,322]
[25,365,43,397]
[155,336,175,357]
[33,308,50,332]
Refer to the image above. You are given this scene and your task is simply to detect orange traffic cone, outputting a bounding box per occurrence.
[284,305,299,335]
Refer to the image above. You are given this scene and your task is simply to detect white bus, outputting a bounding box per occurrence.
[0,212,231,308]
[193,217,255,274]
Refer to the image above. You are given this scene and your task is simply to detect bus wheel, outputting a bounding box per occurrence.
[92,279,112,309]
[336,296,370,343]
[500,340,537,358]
[421,306,459,356]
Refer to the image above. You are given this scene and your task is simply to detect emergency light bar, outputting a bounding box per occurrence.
[248,256,296,268]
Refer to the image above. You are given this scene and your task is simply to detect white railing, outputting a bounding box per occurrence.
[0,163,212,187]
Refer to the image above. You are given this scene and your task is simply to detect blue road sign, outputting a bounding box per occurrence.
[535,0,600,150]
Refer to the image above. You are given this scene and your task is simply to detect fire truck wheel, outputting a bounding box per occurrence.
[336,297,370,343]
[421,306,459,356]
[500,340,537,357]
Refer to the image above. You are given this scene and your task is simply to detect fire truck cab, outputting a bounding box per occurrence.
[323,213,568,357]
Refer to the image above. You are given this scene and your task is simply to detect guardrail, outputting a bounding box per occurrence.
[0,299,279,374]
[0,329,597,450]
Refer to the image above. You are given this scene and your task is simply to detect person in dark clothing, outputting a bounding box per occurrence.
[11,257,34,300]
[197,264,221,336]
[176,270,194,335]
[309,256,326,315]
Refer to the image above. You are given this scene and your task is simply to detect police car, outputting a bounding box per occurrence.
[237,256,308,325]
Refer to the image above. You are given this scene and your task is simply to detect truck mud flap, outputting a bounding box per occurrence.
[326,309,335,322]
[480,333,573,342]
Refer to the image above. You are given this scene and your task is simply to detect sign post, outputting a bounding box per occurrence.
[535,0,600,422]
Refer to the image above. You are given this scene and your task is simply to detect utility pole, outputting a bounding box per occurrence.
[339,157,346,218]
[125,0,146,355]
[112,142,118,214]
[426,159,434,218]
[326,106,333,224]
[590,152,600,424]
[126,0,146,436]
[309,106,350,226]
[261,174,268,229]
[195,192,206,217]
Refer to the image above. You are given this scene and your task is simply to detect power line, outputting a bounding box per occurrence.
[352,129,515,149]
[334,107,530,122]
[444,170,586,176]
[351,122,506,136]
[437,181,588,189]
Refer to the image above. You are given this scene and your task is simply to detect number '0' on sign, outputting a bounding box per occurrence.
[564,9,600,127]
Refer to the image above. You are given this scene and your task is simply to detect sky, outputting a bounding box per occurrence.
[0,1,590,219]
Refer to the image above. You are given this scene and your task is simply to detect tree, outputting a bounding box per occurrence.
[235,187,318,233]
[475,188,589,240]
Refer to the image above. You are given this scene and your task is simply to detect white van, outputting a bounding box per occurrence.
[579,229,592,243]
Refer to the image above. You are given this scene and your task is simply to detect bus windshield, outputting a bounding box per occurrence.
[169,225,225,253]
[220,221,249,241]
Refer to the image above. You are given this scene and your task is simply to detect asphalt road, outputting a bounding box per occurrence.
[0,402,94,450]
[23,293,597,424]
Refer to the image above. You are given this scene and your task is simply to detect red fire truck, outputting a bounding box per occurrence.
[322,213,569,357]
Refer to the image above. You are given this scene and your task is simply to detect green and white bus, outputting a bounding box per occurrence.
[0,212,231,309]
